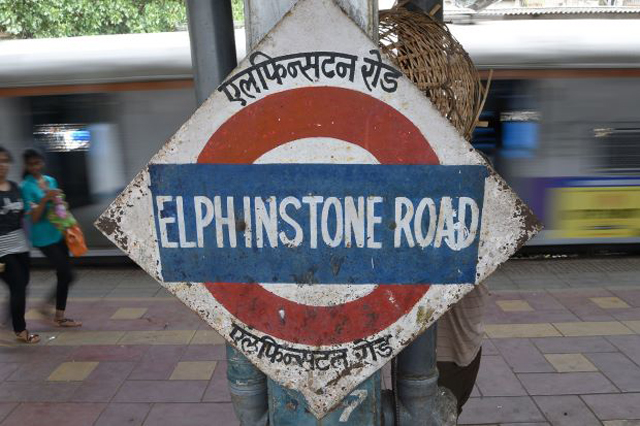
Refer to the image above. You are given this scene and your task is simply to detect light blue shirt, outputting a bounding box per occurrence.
[21,174,63,247]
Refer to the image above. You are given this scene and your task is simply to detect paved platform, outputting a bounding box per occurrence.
[0,256,639,425]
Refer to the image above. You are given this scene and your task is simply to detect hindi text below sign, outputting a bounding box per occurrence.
[96,0,540,417]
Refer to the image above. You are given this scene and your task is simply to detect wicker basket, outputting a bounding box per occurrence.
[379,5,489,141]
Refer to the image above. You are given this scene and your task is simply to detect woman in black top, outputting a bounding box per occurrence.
[0,146,39,343]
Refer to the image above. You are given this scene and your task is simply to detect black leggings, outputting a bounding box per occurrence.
[0,252,30,333]
[39,239,74,311]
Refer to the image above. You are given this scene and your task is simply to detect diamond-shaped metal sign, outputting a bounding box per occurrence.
[96,0,540,418]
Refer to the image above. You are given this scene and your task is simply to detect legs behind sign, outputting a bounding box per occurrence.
[1,252,40,343]
[436,283,488,415]
[437,348,482,415]
[38,240,81,327]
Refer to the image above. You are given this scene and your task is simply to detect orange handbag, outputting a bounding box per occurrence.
[65,225,88,257]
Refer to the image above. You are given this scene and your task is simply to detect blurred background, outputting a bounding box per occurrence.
[0,0,639,255]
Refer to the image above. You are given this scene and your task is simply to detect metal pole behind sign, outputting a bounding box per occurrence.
[243,1,385,425]
[186,0,238,105]
[244,0,378,48]
[185,2,270,425]
[391,1,455,425]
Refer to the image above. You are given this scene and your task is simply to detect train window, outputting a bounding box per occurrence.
[500,111,540,159]
[34,124,91,153]
[470,80,540,168]
[25,93,128,249]
[593,128,640,174]
[29,94,123,209]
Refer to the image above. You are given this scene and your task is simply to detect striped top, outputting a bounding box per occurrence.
[437,282,489,366]
[0,181,30,257]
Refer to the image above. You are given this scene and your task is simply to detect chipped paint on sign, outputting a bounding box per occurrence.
[95,0,541,418]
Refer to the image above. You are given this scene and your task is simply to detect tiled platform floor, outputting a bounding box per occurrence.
[0,256,639,425]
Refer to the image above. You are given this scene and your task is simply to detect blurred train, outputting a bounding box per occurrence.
[0,19,639,255]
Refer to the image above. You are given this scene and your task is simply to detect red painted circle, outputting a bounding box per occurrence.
[199,86,439,346]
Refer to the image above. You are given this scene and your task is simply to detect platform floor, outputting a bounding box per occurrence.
[0,256,639,425]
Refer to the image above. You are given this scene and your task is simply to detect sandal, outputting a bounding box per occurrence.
[53,318,82,327]
[15,330,40,344]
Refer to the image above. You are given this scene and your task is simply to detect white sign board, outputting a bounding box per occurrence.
[96,0,540,418]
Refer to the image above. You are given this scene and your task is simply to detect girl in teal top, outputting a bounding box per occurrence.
[21,149,81,327]
[21,174,62,247]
